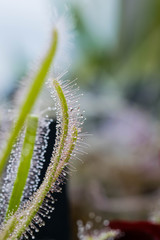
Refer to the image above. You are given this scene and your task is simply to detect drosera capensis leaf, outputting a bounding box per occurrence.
[0,29,58,177]
[0,76,85,239]
[3,79,78,239]
[5,115,38,220]
[52,79,69,168]
[11,126,78,240]
[0,215,17,240]
[52,126,78,181]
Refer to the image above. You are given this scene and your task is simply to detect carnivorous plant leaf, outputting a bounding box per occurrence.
[0,29,58,177]
[0,78,83,239]
[6,115,38,219]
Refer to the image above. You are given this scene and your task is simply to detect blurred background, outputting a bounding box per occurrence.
[1,0,160,239]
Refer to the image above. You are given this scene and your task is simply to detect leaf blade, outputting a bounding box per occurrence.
[5,115,38,219]
[7,81,77,239]
[0,29,58,177]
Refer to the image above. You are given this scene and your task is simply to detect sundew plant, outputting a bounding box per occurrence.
[0,20,87,239]
[0,7,121,240]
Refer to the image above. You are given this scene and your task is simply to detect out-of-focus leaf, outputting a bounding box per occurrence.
[0,29,58,177]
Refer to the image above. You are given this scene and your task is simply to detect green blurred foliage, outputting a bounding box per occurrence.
[69,0,160,115]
